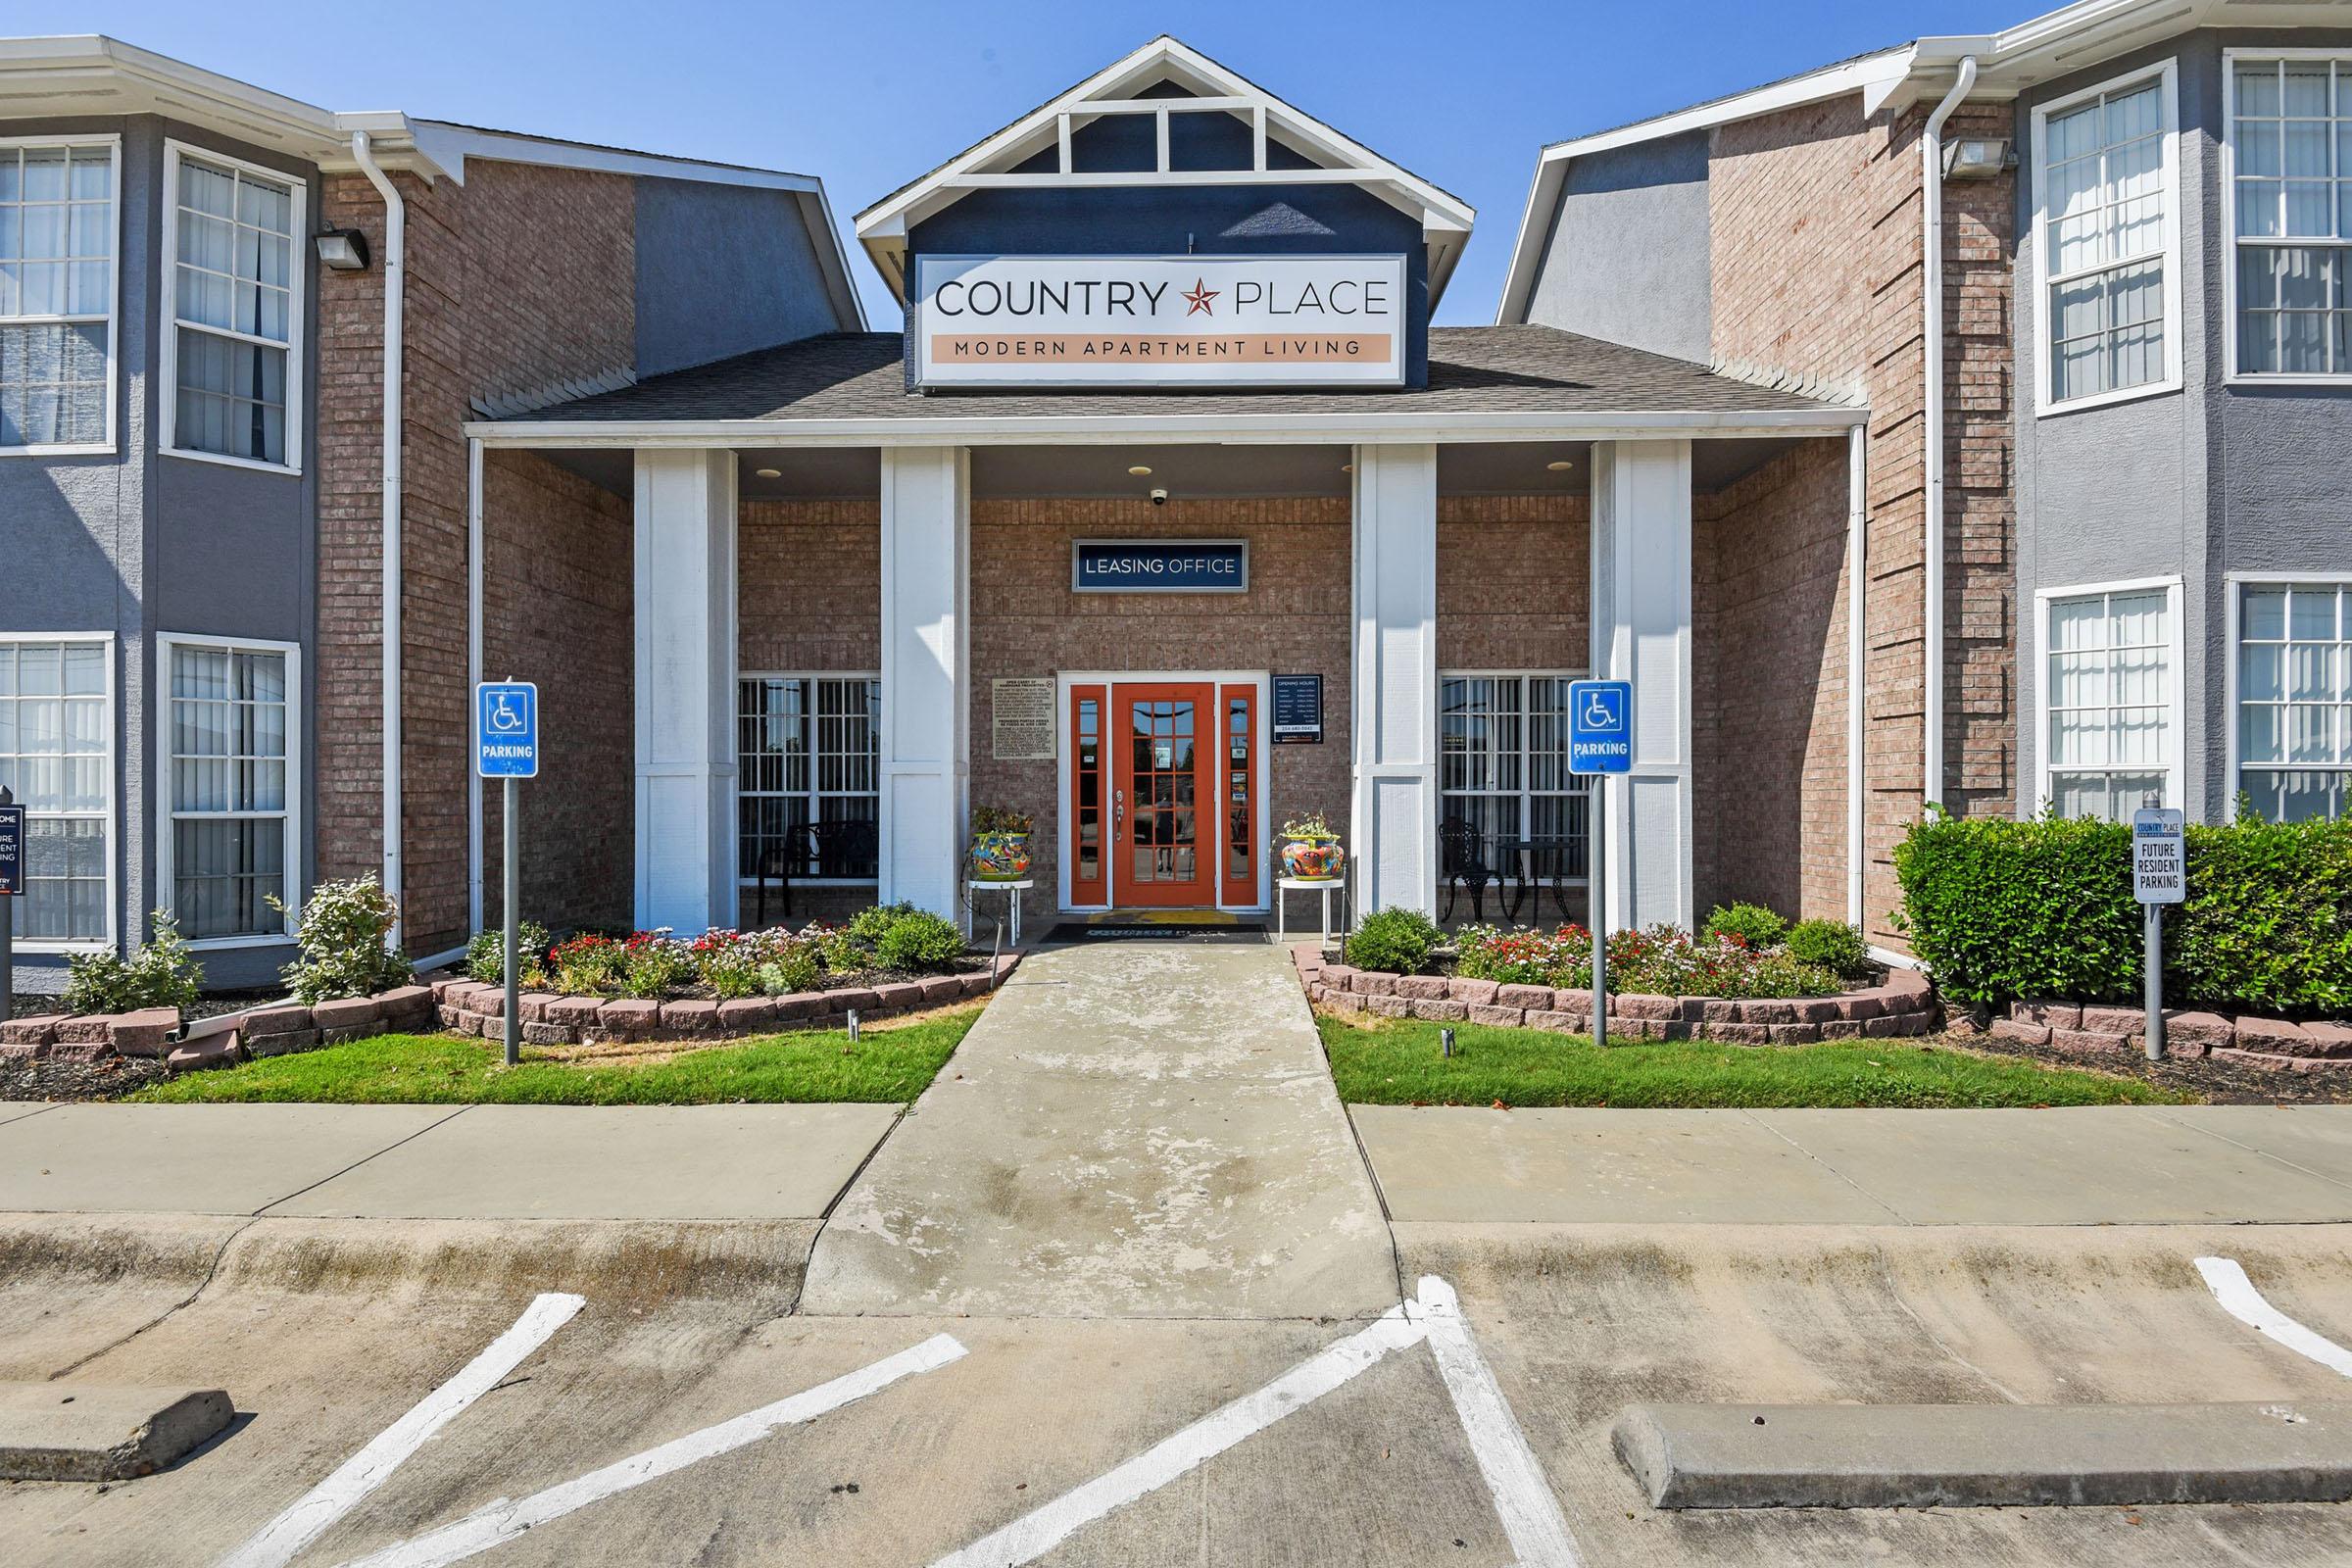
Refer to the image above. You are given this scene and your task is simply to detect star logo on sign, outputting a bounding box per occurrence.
[1181,277,1219,316]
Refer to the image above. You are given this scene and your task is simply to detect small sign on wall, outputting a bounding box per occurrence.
[1072,540,1249,594]
[1271,673,1323,745]
[993,678,1056,760]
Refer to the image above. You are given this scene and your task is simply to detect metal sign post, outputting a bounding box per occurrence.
[1566,680,1634,1050]
[2132,805,2185,1061]
[475,681,540,1067]
[0,786,22,1026]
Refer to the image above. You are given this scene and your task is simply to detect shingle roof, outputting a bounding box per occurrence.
[512,326,1850,423]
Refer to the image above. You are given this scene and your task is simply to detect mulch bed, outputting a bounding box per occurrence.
[1954,1030,2352,1104]
[0,1051,167,1102]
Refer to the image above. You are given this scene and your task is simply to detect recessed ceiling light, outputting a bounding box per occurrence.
[755,467,782,479]
[1546,460,1575,472]
[1340,463,1354,473]
[1127,465,1152,476]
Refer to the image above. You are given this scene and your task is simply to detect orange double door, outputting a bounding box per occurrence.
[1068,680,1257,909]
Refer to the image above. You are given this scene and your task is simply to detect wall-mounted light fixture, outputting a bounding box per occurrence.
[1942,138,2012,179]
[314,227,371,271]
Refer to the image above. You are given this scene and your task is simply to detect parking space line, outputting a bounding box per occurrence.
[338,1333,966,1568]
[928,1307,1430,1568]
[1410,1277,1585,1568]
[219,1291,586,1568]
[2197,1255,2352,1379]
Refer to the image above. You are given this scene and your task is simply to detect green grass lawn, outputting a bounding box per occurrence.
[1320,1014,2188,1109]
[132,1008,980,1105]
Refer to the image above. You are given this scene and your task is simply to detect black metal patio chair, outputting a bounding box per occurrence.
[753,819,881,926]
[1439,816,1497,925]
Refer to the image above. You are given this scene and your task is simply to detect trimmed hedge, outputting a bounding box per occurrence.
[1893,810,2352,1015]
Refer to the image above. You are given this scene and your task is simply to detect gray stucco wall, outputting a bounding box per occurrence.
[1521,130,1712,364]
[632,177,840,378]
[2013,29,2352,825]
[0,113,318,989]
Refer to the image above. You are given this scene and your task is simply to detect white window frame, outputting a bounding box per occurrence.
[0,632,116,954]
[2030,59,2183,416]
[0,133,122,457]
[1438,667,1596,886]
[2032,575,2186,817]
[2223,48,2352,385]
[155,633,302,949]
[2225,570,2352,819]
[158,139,306,475]
[736,671,882,888]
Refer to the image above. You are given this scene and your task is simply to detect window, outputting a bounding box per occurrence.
[162,143,302,469]
[0,637,111,944]
[1439,673,1592,879]
[2035,67,2176,408]
[2041,585,2178,820]
[0,137,117,451]
[738,675,880,881]
[162,638,297,941]
[2230,54,2352,377]
[2237,582,2351,820]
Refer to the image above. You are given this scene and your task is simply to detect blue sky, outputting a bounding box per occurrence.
[56,0,2028,323]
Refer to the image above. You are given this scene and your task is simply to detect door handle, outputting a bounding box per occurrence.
[1114,789,1125,843]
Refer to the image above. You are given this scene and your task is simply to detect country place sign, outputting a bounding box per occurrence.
[911,254,1407,388]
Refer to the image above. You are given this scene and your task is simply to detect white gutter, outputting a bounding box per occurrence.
[1920,55,1977,817]
[352,131,408,946]
[466,436,484,936]
[1846,422,1868,926]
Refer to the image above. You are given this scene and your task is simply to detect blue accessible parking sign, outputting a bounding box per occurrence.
[1567,680,1633,775]
[475,681,539,778]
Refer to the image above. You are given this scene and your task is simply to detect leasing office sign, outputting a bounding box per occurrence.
[911,254,1407,388]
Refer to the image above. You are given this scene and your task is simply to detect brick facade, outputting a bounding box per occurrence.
[316,163,637,956]
[1435,496,1588,670]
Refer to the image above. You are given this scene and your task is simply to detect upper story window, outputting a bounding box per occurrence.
[2229,54,2352,378]
[2034,66,2179,411]
[162,142,303,471]
[2040,582,2180,820]
[0,137,118,453]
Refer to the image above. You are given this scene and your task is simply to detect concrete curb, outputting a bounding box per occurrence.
[1614,1399,2352,1509]
[0,1384,233,1482]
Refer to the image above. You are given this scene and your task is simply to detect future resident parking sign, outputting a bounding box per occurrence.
[1566,680,1634,775]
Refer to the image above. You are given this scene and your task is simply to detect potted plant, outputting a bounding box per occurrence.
[1276,812,1346,883]
[969,805,1035,883]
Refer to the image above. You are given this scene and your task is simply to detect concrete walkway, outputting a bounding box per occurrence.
[799,941,1397,1320]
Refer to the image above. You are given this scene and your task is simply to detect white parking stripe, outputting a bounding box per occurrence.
[2197,1255,2352,1379]
[219,1291,586,1568]
[1410,1277,1585,1568]
[336,1333,966,1568]
[928,1307,1430,1568]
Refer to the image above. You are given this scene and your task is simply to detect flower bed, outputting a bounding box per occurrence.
[1292,944,1936,1044]
[1450,922,1847,999]
[1981,998,2352,1072]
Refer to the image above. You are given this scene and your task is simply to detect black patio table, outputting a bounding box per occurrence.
[1491,834,1584,925]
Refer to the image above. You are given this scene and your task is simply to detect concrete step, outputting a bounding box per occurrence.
[0,1383,233,1481]
[1615,1399,2352,1509]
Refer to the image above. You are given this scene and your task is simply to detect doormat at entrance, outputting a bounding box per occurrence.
[1039,922,1271,945]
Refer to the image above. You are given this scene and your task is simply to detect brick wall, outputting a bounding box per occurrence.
[478,450,633,935]
[1435,496,1588,669]
[1691,440,1852,922]
[739,500,880,672]
[1708,94,2017,944]
[316,163,637,956]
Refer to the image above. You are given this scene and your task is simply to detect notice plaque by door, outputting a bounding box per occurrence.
[993,678,1056,760]
[1271,673,1322,745]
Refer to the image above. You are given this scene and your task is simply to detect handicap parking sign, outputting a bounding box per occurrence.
[475,681,539,778]
[1567,679,1633,775]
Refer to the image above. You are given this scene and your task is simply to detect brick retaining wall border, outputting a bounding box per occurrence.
[1289,944,1935,1043]
[1977,1000,2352,1073]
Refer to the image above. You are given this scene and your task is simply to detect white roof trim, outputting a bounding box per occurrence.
[408,122,821,193]
[854,34,1476,307]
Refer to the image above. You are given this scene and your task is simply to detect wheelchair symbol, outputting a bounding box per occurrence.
[486,691,528,734]
[1580,690,1622,731]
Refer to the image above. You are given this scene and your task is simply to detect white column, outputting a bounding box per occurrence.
[1349,443,1439,917]
[878,447,970,917]
[633,448,738,935]
[1590,439,1694,933]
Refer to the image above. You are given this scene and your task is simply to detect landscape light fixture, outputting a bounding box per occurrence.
[314,227,370,271]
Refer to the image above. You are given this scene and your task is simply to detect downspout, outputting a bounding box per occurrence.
[1921,54,1977,817]
[351,132,407,946]
[1846,422,1868,927]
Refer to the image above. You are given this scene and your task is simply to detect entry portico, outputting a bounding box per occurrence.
[458,37,1869,944]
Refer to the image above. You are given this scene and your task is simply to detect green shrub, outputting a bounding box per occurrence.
[1345,906,1441,974]
[846,902,916,950]
[273,877,412,1005]
[758,946,822,996]
[876,908,967,972]
[1786,918,1870,979]
[1702,902,1788,949]
[1893,810,2352,1014]
[63,910,204,1015]
[465,921,551,987]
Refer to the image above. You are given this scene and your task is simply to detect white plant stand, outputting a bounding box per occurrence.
[1277,876,1343,950]
[963,879,1034,946]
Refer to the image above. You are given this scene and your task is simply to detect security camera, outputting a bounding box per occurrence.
[1149,487,1169,506]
